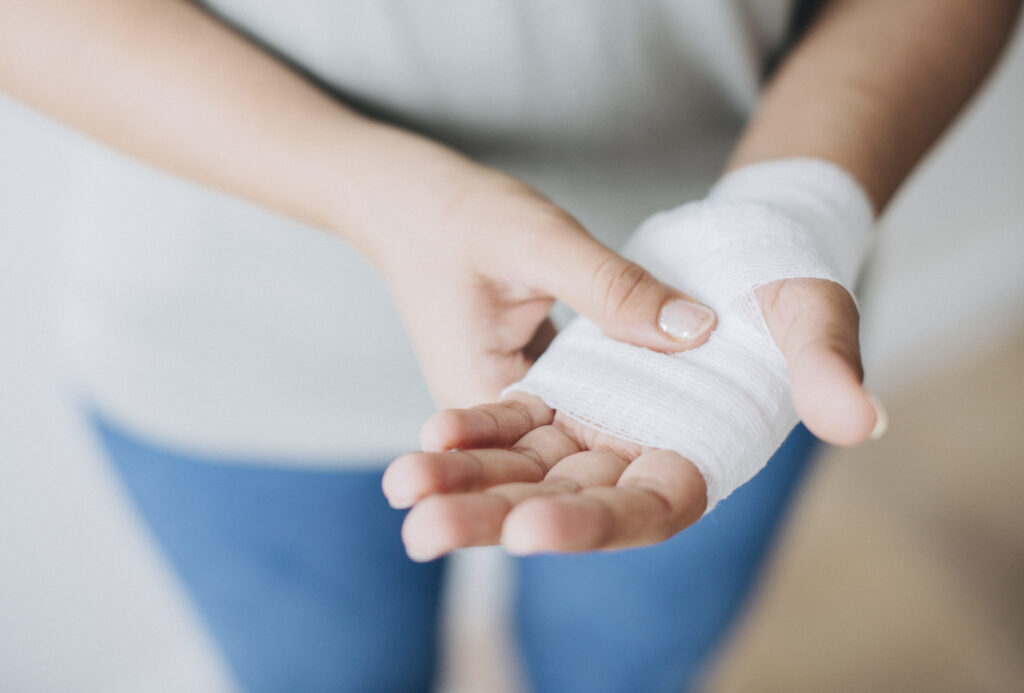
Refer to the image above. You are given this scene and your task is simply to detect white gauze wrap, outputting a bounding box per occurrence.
[505,158,875,513]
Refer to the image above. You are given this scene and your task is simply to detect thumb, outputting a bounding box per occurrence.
[541,236,716,352]
[759,277,887,446]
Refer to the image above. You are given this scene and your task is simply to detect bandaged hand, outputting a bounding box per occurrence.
[383,158,887,560]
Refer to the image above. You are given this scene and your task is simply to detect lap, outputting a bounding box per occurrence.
[513,424,819,693]
[90,408,817,693]
[89,409,446,693]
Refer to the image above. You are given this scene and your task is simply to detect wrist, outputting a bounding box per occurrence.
[712,157,875,219]
[320,120,488,266]
[707,157,875,289]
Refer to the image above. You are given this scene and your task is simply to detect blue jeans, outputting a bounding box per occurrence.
[90,411,818,693]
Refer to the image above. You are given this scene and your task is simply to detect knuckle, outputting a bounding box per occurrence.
[591,257,654,317]
[501,400,535,429]
[508,444,548,477]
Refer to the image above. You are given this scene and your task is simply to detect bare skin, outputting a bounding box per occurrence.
[0,0,715,410]
[384,0,1023,560]
[1,0,1019,558]
[386,278,866,559]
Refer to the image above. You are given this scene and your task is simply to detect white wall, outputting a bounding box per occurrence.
[1,21,1022,693]
[0,83,240,693]
[859,27,1024,393]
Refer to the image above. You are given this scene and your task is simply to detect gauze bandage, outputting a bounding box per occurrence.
[505,158,875,513]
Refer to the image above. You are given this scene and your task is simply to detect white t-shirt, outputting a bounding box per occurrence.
[61,0,794,465]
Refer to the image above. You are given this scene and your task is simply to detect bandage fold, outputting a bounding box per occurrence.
[505,158,874,512]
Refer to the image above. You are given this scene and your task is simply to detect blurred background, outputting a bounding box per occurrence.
[1,18,1022,693]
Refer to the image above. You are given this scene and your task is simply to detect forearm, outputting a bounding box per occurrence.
[728,0,1022,211]
[0,0,476,261]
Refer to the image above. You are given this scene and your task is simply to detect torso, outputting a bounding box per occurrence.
[62,0,794,463]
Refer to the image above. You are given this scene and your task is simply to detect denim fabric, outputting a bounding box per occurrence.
[514,424,818,693]
[91,411,817,693]
[91,412,446,693]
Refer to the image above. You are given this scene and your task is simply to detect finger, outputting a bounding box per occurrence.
[442,346,534,410]
[544,449,632,488]
[454,305,555,406]
[537,235,716,352]
[502,449,705,554]
[401,449,630,560]
[450,448,630,552]
[522,318,557,364]
[420,393,553,452]
[759,278,886,446]
[401,478,578,561]
[382,424,577,509]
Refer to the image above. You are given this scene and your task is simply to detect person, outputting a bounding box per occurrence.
[1,1,1019,691]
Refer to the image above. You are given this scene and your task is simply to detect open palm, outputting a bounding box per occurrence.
[383,278,883,561]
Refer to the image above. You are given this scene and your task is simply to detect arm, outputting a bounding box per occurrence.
[0,0,714,408]
[0,0,461,260]
[386,0,1023,558]
[734,0,1022,447]
[730,0,1022,210]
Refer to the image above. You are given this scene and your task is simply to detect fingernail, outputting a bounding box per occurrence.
[388,497,413,510]
[404,535,443,562]
[867,392,888,441]
[381,475,415,509]
[658,299,715,342]
[406,545,441,563]
[501,527,538,556]
[386,492,415,510]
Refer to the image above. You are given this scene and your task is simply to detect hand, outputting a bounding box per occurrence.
[366,152,716,409]
[382,277,884,560]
